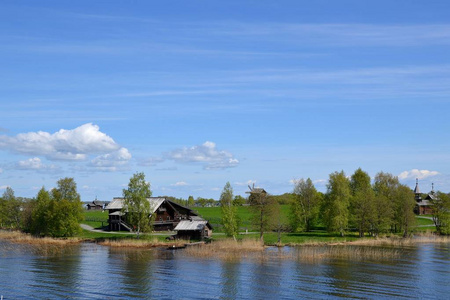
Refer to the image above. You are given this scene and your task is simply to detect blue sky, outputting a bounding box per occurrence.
[1,0,449,200]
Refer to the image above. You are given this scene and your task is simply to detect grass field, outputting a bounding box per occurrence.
[193,205,291,232]
[80,206,437,245]
[82,209,109,229]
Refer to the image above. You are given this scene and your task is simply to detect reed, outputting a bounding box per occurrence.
[0,230,81,245]
[347,234,450,247]
[296,245,401,262]
[183,238,264,260]
[98,238,185,248]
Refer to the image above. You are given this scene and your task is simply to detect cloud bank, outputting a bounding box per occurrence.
[0,123,131,172]
[398,169,440,180]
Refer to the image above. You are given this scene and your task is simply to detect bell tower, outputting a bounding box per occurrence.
[414,178,422,202]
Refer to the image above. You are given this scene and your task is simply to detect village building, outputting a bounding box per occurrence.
[86,199,105,210]
[173,216,213,240]
[105,197,211,237]
[413,179,435,215]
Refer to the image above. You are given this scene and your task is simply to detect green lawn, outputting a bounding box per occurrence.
[79,207,437,244]
[416,216,434,226]
[82,209,109,229]
[194,205,291,232]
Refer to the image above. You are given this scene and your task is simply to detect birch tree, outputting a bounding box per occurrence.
[123,172,152,238]
[322,171,350,236]
[290,178,320,232]
[220,182,239,240]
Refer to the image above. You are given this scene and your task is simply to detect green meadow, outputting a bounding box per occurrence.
[80,206,436,245]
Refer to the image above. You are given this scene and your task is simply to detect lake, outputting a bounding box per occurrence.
[0,240,449,299]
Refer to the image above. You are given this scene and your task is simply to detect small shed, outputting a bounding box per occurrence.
[174,217,212,240]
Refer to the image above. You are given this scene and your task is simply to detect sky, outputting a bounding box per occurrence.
[1,0,449,201]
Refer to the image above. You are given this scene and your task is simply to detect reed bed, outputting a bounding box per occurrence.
[0,230,81,245]
[98,238,185,248]
[183,238,264,260]
[347,234,450,247]
[295,245,401,262]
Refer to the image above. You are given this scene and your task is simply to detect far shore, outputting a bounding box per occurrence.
[1,229,448,249]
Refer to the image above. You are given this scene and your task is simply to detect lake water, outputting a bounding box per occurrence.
[0,240,449,299]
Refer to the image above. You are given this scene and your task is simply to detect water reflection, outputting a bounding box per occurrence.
[0,240,449,299]
[220,261,240,299]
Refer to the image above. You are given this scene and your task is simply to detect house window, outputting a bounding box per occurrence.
[159,217,162,221]
[167,216,171,221]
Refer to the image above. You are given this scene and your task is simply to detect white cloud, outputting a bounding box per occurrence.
[0,123,121,161]
[398,169,440,180]
[0,185,10,190]
[166,141,239,169]
[171,181,189,187]
[89,147,132,172]
[17,157,59,172]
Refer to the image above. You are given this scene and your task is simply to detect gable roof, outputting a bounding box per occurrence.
[174,220,211,231]
[105,197,198,216]
[105,197,166,214]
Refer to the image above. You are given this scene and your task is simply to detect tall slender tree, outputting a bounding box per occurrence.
[248,186,276,241]
[322,171,350,236]
[393,184,416,237]
[220,182,239,240]
[290,178,320,232]
[350,168,376,237]
[372,172,397,236]
[122,172,152,238]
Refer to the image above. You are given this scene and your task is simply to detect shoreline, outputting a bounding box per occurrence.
[1,230,449,249]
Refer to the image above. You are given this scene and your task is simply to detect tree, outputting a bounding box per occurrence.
[0,187,22,229]
[51,177,84,237]
[30,187,51,236]
[393,184,416,237]
[196,197,208,207]
[122,172,152,238]
[220,182,239,240]
[187,195,195,207]
[350,169,376,237]
[51,177,80,202]
[372,172,397,236]
[28,179,83,238]
[248,186,277,241]
[431,192,450,235]
[322,171,350,236]
[233,195,246,206]
[290,178,320,232]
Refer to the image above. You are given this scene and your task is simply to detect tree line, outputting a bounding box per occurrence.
[219,168,450,239]
[0,177,84,237]
[290,169,418,237]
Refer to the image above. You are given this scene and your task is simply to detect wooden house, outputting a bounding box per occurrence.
[86,200,105,210]
[174,216,213,240]
[105,197,204,232]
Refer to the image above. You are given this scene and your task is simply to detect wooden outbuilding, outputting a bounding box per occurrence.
[174,216,213,240]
